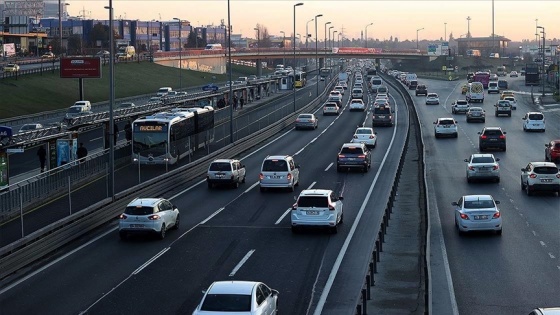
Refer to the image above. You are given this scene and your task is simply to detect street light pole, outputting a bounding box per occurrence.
[173,18,182,90]
[306,18,313,49]
[293,2,303,113]
[332,30,337,49]
[444,22,447,42]
[537,26,545,96]
[365,22,373,48]
[104,1,115,199]
[324,21,331,51]
[280,30,285,66]
[314,14,322,97]
[328,26,334,51]
[416,27,424,50]
[228,0,233,144]
[253,27,260,54]
[338,33,341,48]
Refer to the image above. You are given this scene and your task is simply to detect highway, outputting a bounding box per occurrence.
[404,74,560,314]
[0,71,410,314]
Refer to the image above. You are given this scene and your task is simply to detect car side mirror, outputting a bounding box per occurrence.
[522,117,526,120]
[433,122,437,124]
[451,202,458,206]
[503,131,507,134]
[464,159,469,162]
[338,196,344,201]
[272,289,279,296]
[173,206,178,211]
[477,132,481,135]
[242,165,246,168]
[374,132,378,134]
[495,158,500,161]
[521,168,526,172]
[495,201,500,205]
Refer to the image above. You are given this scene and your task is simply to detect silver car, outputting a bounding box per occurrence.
[452,195,502,235]
[291,189,344,233]
[206,159,246,189]
[466,107,486,123]
[295,113,318,130]
[465,154,500,183]
[259,155,300,192]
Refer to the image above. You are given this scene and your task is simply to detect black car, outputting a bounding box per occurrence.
[415,84,428,96]
[337,143,372,172]
[478,127,507,151]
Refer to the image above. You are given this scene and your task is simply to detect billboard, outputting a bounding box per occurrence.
[60,57,102,78]
[2,43,16,57]
[332,47,383,54]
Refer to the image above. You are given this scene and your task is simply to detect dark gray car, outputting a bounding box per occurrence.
[478,127,507,151]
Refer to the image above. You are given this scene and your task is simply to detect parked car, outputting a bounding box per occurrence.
[465,154,500,183]
[544,139,560,163]
[337,143,372,172]
[433,117,458,138]
[295,113,318,130]
[452,195,502,235]
[206,159,246,189]
[192,281,278,315]
[478,127,506,151]
[118,197,179,240]
[520,162,560,196]
[291,189,344,233]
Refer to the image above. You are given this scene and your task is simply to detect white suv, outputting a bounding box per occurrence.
[522,112,546,132]
[433,117,458,138]
[520,162,560,196]
[118,198,179,240]
[206,159,246,189]
[259,155,300,192]
[291,189,344,233]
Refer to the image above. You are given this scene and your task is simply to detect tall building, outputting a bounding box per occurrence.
[43,0,69,20]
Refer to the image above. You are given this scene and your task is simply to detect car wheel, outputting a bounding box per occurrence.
[467,177,472,183]
[521,179,526,190]
[454,133,458,138]
[496,177,500,183]
[479,146,484,152]
[373,142,376,148]
[526,186,533,196]
[508,113,511,117]
[158,224,166,239]
[339,211,344,224]
[242,175,246,183]
[289,184,295,192]
[523,126,527,132]
[119,231,127,240]
[496,228,503,236]
[503,146,507,152]
[233,180,240,189]
[172,215,180,230]
[435,133,439,138]
[260,186,266,193]
[291,226,299,233]
[337,166,342,172]
[330,225,338,234]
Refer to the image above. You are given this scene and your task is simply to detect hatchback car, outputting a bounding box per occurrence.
[502,96,517,110]
[529,307,560,315]
[3,63,20,72]
[118,197,179,240]
[478,127,506,151]
[349,99,366,111]
[522,112,546,132]
[466,107,486,123]
[351,127,377,147]
[451,100,470,114]
[18,123,44,133]
[465,154,500,183]
[452,195,502,235]
[207,159,246,189]
[259,155,300,192]
[337,143,372,172]
[545,139,560,163]
[291,189,344,233]
[433,118,458,138]
[494,100,512,117]
[192,281,278,315]
[520,162,560,196]
[351,88,364,99]
[323,102,340,115]
[295,113,318,130]
[426,93,440,105]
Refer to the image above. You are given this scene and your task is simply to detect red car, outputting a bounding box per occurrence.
[545,140,560,163]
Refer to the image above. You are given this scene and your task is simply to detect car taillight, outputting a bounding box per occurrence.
[460,213,469,220]
[468,166,474,171]
[148,215,160,220]
[493,165,499,170]
[339,154,345,158]
[480,135,487,139]
[493,212,501,219]
[369,135,375,139]
[259,173,264,180]
[287,173,292,180]
[556,174,560,179]
[328,204,335,210]
[119,214,127,220]
[358,155,366,158]
[499,135,505,139]
[295,119,301,122]
[529,174,537,178]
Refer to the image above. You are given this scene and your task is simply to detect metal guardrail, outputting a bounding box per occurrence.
[0,83,330,280]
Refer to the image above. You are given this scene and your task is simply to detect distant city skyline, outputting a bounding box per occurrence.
[67,1,559,42]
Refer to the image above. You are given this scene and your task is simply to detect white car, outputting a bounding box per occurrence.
[426,93,440,105]
[522,112,545,132]
[433,117,458,138]
[465,154,500,183]
[118,198,179,240]
[349,99,366,111]
[333,85,345,95]
[328,91,342,102]
[206,159,246,189]
[323,102,340,115]
[351,127,377,147]
[509,71,518,77]
[291,189,344,233]
[376,93,389,101]
[18,123,44,133]
[520,162,560,196]
[451,100,470,114]
[452,195,502,235]
[192,281,278,315]
[502,96,517,110]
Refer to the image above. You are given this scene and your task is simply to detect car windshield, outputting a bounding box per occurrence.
[299,114,313,119]
[262,159,287,172]
[124,206,154,215]
[438,119,454,125]
[297,196,329,207]
[356,129,372,135]
[374,107,391,114]
[67,108,81,114]
[472,157,495,163]
[464,199,495,209]
[200,294,252,312]
[456,101,468,105]
[533,167,558,174]
[428,94,438,97]
[209,162,232,171]
[483,130,502,136]
[528,114,544,120]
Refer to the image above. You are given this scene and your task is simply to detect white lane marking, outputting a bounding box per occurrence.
[90,137,103,142]
[244,181,259,193]
[201,207,225,225]
[229,249,256,276]
[532,230,537,236]
[313,92,400,315]
[442,81,463,110]
[325,162,333,171]
[275,208,292,225]
[132,248,170,275]
[549,253,556,259]
[170,179,206,200]
[540,241,546,247]
[307,181,317,190]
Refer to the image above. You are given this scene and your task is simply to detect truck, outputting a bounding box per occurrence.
[524,63,540,86]
[473,71,490,89]
[338,72,349,84]
[466,82,484,103]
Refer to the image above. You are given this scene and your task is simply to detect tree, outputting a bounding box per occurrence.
[89,22,110,49]
[48,38,61,55]
[255,23,272,48]
[186,30,197,48]
[448,32,454,41]
[68,34,83,55]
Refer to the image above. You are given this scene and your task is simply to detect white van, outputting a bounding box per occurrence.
[73,100,92,111]
[156,87,173,97]
[488,81,499,94]
[204,44,223,50]
[466,82,484,103]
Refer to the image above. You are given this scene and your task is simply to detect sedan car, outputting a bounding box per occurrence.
[337,143,372,172]
[433,118,458,138]
[295,113,318,130]
[192,281,278,315]
[3,63,20,72]
[351,127,377,147]
[18,123,44,133]
[425,93,440,105]
[452,195,502,235]
[465,154,500,183]
[520,162,560,196]
[509,71,518,77]
[466,107,486,123]
[118,102,136,109]
[349,99,366,111]
[291,189,344,233]
[328,91,342,102]
[118,197,179,239]
[545,139,560,163]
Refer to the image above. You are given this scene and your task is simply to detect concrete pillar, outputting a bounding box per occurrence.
[375,58,381,69]
[256,59,262,77]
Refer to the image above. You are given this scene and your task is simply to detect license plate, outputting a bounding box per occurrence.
[348,158,356,161]
[541,179,552,182]
[130,224,145,228]
[379,115,385,118]
[490,139,497,141]
[474,215,488,220]
[216,174,224,178]
[444,125,450,128]
[270,175,281,179]
[306,210,319,215]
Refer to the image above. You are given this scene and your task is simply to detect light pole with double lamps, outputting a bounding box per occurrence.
[293,2,303,112]
[172,18,183,90]
[314,14,323,96]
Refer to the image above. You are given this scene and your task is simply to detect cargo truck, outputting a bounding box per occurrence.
[524,63,540,86]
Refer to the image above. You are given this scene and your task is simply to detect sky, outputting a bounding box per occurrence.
[68,0,559,42]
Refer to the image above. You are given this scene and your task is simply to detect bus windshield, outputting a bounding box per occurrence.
[133,132,168,155]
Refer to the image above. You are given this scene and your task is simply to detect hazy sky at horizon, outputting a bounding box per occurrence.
[69,0,559,42]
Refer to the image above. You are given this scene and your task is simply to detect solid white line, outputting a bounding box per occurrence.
[540,241,546,247]
[201,207,225,225]
[549,253,556,259]
[89,137,103,142]
[244,181,259,193]
[229,249,255,276]
[132,247,169,275]
[325,162,333,171]
[307,181,316,190]
[313,96,400,315]
[169,179,206,200]
[0,227,116,295]
[275,208,292,225]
